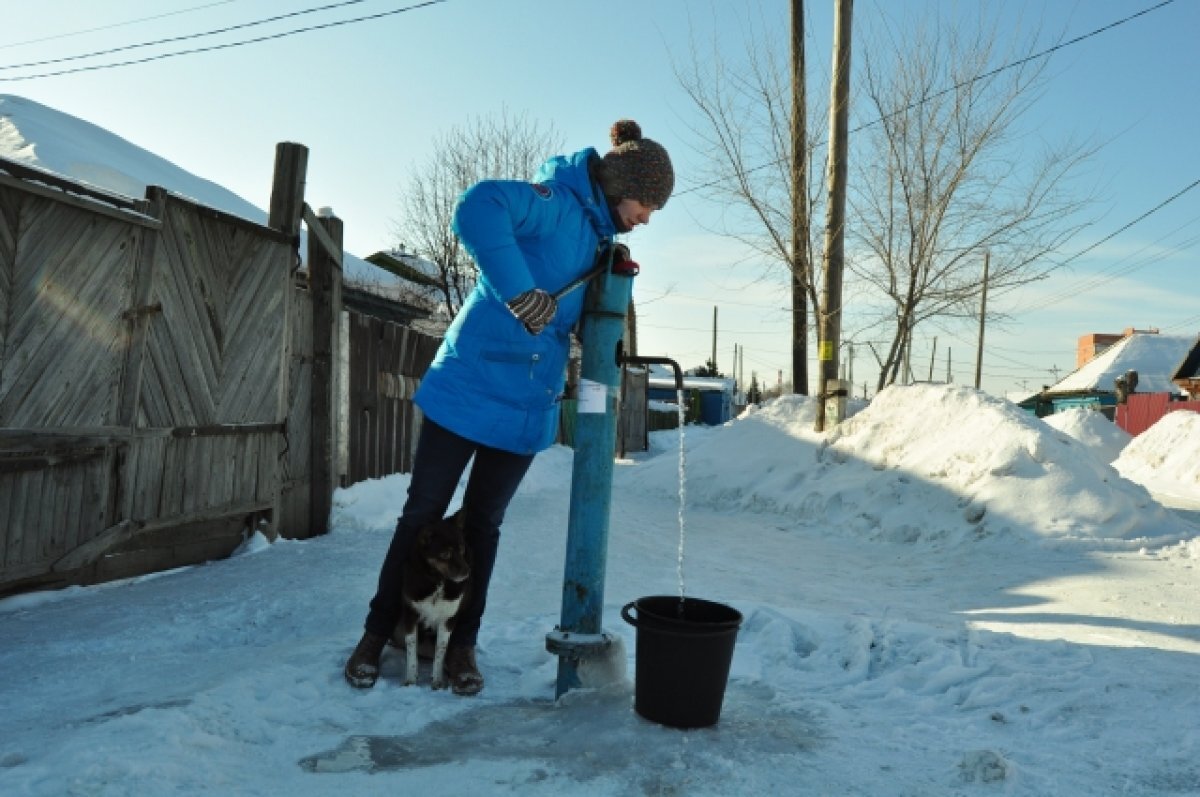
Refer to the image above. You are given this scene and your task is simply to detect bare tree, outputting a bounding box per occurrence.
[392,109,564,318]
[673,9,830,395]
[850,12,1095,391]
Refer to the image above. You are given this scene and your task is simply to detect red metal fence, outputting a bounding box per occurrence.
[1115,392,1200,436]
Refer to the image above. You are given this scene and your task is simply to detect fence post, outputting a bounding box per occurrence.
[268,143,308,238]
[308,210,343,536]
[267,142,307,537]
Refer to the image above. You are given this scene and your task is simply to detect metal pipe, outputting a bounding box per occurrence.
[618,351,683,392]
[548,257,635,698]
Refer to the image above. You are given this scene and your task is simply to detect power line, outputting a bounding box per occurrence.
[0,0,372,71]
[674,0,1175,199]
[0,1,238,51]
[0,1,448,82]
[1003,177,1200,313]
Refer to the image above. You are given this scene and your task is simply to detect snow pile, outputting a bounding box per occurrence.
[1042,406,1131,463]
[623,384,1184,546]
[1114,410,1200,505]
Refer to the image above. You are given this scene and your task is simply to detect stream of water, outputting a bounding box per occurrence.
[676,389,687,600]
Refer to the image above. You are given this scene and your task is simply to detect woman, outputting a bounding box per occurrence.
[345,119,674,695]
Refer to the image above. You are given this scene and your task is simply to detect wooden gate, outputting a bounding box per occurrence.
[0,161,296,594]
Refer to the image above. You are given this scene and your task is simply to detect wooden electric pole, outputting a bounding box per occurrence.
[790,0,810,395]
[711,306,718,372]
[974,252,990,389]
[815,0,853,432]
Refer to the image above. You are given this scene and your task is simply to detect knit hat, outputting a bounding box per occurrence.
[598,120,674,209]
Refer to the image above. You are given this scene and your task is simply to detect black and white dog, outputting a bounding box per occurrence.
[394,510,472,689]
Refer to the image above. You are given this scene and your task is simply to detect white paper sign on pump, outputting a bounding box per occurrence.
[577,379,608,414]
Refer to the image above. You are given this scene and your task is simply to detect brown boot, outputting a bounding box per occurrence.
[344,631,387,689]
[444,645,484,696]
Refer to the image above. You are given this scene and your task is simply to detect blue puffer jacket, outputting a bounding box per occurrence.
[414,147,617,455]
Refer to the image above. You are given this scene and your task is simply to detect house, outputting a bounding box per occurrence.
[1018,331,1191,418]
[1170,334,1200,399]
[646,365,735,426]
[1110,333,1200,436]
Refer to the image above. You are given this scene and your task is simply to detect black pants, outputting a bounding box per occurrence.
[364,418,535,646]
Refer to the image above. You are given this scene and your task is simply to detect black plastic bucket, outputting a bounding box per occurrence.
[620,595,742,729]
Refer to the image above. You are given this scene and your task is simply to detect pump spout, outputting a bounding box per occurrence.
[617,349,684,393]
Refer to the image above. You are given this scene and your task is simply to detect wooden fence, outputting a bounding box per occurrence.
[344,311,441,484]
[0,145,438,596]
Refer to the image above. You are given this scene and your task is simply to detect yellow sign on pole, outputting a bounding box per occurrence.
[818,340,834,361]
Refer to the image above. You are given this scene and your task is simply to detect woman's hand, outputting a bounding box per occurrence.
[506,288,558,334]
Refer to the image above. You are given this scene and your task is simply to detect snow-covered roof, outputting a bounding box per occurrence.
[643,363,735,393]
[1047,333,1191,395]
[0,94,394,287]
[1170,335,1200,381]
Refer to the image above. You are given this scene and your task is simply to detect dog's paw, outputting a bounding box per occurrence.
[430,677,447,690]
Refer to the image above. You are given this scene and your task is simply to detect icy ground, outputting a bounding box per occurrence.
[2,385,1198,796]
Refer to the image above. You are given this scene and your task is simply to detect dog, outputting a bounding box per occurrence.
[393,510,472,689]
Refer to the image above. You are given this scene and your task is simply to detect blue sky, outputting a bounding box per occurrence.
[3,0,1197,398]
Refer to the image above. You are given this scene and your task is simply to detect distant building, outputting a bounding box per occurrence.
[1170,335,1200,399]
[1019,330,1190,418]
[646,364,735,426]
[1075,326,1162,367]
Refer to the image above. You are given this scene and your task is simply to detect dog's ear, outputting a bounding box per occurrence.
[451,509,467,530]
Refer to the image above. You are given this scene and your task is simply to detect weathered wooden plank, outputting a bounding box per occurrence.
[277,282,312,538]
[52,496,271,573]
[0,186,17,377]
[160,201,220,420]
[308,214,341,536]
[302,204,343,265]
[0,444,106,472]
[0,170,160,227]
[149,206,213,425]
[129,434,165,522]
[116,189,166,427]
[1,200,134,427]
[0,471,14,569]
[16,468,42,567]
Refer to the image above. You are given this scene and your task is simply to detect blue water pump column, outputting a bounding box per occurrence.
[545,258,634,699]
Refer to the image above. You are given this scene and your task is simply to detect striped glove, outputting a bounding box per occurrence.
[506,288,557,334]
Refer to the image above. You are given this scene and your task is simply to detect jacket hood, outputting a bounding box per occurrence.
[534,147,615,239]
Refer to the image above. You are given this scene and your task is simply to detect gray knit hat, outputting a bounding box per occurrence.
[598,120,674,209]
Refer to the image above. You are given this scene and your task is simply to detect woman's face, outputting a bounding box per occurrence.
[615,198,657,231]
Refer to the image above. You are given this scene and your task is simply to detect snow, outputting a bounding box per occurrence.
[2,384,1198,796]
[1043,407,1131,464]
[1048,333,1192,396]
[0,94,389,285]
[1114,410,1200,509]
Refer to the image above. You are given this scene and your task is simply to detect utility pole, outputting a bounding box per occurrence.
[790,0,810,396]
[711,306,718,372]
[816,0,853,432]
[974,251,990,389]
